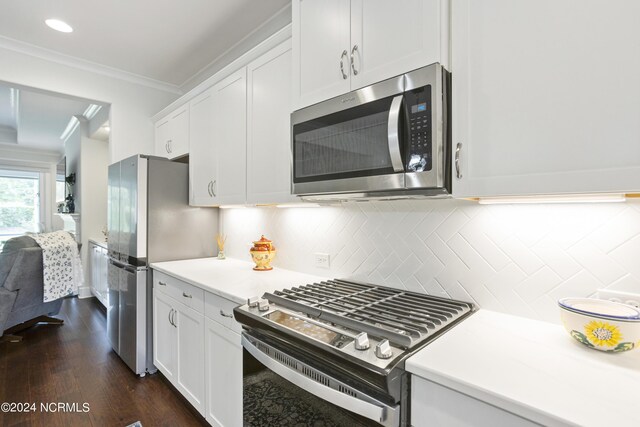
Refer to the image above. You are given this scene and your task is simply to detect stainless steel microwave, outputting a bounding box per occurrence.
[291,63,451,200]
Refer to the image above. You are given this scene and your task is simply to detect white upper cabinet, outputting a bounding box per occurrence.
[350,0,448,91]
[212,68,247,205]
[189,69,247,207]
[293,0,448,109]
[451,0,640,197]
[189,88,218,206]
[292,0,351,109]
[247,40,298,205]
[155,105,189,159]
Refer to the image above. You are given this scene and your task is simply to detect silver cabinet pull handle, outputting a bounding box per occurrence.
[168,308,173,325]
[165,141,169,153]
[207,181,213,197]
[158,281,167,286]
[220,310,233,318]
[171,309,177,327]
[387,95,405,172]
[340,50,348,80]
[455,143,463,179]
[168,139,172,153]
[183,292,192,299]
[212,180,217,197]
[350,45,359,76]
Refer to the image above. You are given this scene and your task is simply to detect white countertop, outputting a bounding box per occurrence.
[88,238,108,249]
[406,309,640,427]
[150,257,326,304]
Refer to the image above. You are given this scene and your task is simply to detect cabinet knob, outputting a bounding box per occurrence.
[182,292,192,299]
[219,309,233,318]
[158,281,167,286]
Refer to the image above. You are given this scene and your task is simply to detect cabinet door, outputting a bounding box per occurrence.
[411,377,538,427]
[155,116,171,157]
[292,0,351,109]
[89,244,97,291]
[350,0,447,90]
[169,105,189,158]
[98,248,108,305]
[212,69,247,205]
[175,302,205,415]
[153,290,176,380]
[205,318,242,427]
[247,40,298,205]
[452,0,640,198]
[189,88,218,206]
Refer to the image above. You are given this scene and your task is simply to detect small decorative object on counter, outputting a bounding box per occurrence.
[216,234,227,260]
[558,297,640,353]
[249,235,276,271]
[65,194,75,214]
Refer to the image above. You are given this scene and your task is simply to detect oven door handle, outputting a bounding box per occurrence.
[387,94,405,173]
[242,335,399,427]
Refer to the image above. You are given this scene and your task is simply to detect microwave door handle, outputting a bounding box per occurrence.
[387,94,405,172]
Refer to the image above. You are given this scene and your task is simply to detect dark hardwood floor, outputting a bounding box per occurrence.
[0,297,207,427]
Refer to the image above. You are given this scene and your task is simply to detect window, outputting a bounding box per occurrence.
[0,169,41,249]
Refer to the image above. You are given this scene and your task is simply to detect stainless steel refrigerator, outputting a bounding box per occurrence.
[107,155,218,376]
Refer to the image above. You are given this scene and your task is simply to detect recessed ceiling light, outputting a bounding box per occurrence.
[45,19,73,33]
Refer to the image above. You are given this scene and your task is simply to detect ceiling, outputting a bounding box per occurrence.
[0,0,291,88]
[0,82,105,153]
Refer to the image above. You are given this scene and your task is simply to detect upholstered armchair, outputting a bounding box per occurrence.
[0,236,64,342]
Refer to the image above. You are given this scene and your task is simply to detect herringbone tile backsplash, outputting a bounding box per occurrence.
[221,199,640,323]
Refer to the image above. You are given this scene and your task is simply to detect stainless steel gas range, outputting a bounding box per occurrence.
[234,279,475,427]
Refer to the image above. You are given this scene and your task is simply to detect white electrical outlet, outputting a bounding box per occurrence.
[596,289,640,308]
[314,253,330,269]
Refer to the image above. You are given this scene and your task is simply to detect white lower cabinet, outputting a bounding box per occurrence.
[153,281,205,415]
[153,290,177,380]
[153,270,242,426]
[205,318,242,427]
[175,302,205,414]
[89,242,108,307]
[411,377,537,427]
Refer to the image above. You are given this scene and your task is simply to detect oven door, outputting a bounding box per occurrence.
[242,332,400,427]
[291,74,406,196]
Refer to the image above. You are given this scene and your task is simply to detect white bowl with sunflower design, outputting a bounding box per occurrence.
[558,298,640,353]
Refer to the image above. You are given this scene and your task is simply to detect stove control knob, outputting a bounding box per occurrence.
[258,299,270,312]
[247,296,259,308]
[354,332,370,350]
[375,340,393,359]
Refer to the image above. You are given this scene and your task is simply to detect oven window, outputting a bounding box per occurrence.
[293,95,402,183]
[244,354,380,427]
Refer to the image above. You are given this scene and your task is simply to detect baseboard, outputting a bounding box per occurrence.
[77,286,92,299]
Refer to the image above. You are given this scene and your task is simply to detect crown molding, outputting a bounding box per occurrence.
[180,3,293,91]
[153,23,292,122]
[0,35,182,95]
[0,142,62,164]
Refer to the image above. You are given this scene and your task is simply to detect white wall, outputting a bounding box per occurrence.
[221,199,640,324]
[0,47,178,163]
[64,124,81,210]
[61,121,108,285]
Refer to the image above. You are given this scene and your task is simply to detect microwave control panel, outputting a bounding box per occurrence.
[406,86,432,172]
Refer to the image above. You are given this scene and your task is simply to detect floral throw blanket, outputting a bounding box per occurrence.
[31,231,84,302]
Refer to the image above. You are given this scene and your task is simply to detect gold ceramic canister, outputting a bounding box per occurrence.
[249,235,276,271]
